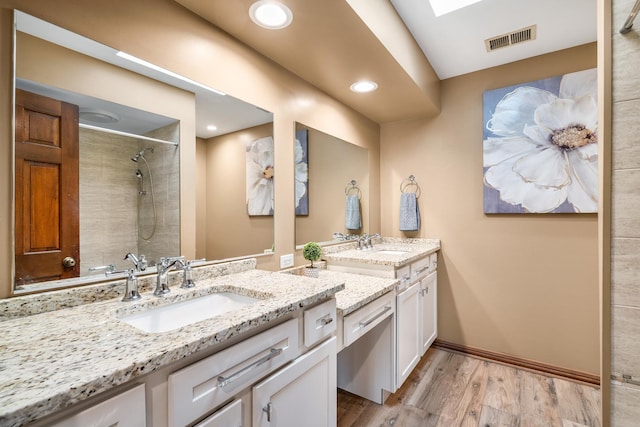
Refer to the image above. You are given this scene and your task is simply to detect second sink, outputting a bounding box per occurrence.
[119,292,260,333]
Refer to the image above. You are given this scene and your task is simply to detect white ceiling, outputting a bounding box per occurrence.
[390,0,597,80]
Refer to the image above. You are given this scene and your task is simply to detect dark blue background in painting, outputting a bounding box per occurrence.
[295,129,309,216]
[482,75,576,214]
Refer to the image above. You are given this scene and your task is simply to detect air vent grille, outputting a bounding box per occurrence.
[485,25,537,52]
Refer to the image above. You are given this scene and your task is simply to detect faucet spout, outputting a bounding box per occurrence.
[154,256,184,296]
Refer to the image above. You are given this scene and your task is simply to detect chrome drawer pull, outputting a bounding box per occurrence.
[414,266,429,275]
[218,347,284,388]
[359,305,392,328]
[320,316,333,326]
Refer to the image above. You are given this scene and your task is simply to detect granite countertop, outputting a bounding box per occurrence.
[323,237,441,267]
[0,268,344,427]
[312,269,398,316]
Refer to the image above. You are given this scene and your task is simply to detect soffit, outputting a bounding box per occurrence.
[174,0,441,124]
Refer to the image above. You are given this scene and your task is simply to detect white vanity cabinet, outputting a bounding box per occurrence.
[161,299,337,427]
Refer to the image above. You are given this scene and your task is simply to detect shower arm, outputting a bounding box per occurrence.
[621,0,640,34]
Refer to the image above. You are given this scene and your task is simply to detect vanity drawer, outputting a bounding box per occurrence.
[168,318,299,427]
[343,292,395,347]
[395,265,412,292]
[304,298,337,347]
[429,253,438,273]
[50,383,145,427]
[411,256,430,280]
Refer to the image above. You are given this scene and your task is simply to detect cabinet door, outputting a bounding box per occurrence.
[396,281,421,388]
[253,337,336,427]
[420,271,438,356]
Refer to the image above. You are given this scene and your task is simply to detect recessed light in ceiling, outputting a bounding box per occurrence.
[207,125,218,131]
[428,0,483,17]
[79,108,119,124]
[249,1,293,29]
[350,80,378,93]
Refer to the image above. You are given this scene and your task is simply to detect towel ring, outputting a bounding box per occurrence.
[345,179,362,199]
[400,175,421,198]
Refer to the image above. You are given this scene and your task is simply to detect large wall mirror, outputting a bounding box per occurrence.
[294,123,369,248]
[12,11,273,293]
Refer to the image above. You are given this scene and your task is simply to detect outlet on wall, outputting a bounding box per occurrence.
[280,253,294,269]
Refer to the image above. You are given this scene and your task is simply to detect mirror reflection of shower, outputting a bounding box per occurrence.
[132,146,157,240]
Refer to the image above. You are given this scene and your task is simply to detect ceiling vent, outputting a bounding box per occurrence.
[485,25,537,52]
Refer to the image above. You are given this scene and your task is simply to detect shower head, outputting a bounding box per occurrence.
[131,147,154,163]
[135,169,143,179]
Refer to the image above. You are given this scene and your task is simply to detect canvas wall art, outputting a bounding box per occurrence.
[246,136,274,216]
[295,129,309,216]
[482,68,598,214]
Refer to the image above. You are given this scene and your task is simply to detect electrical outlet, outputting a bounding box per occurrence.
[280,253,294,269]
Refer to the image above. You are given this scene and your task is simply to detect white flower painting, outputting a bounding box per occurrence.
[295,129,309,216]
[246,136,275,215]
[483,68,598,213]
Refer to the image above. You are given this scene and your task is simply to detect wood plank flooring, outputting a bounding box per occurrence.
[337,348,601,427]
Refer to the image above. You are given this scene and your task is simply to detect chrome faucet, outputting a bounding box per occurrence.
[174,258,204,289]
[356,234,368,250]
[365,233,381,249]
[124,252,147,272]
[154,256,184,296]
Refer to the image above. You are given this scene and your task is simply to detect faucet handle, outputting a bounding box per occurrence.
[179,258,205,289]
[121,269,141,302]
[89,264,116,274]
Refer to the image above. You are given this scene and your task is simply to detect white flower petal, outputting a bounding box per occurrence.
[485,157,567,212]
[521,185,568,213]
[522,125,554,146]
[487,87,557,137]
[295,162,308,207]
[575,142,598,161]
[535,97,598,132]
[559,68,597,102]
[566,151,598,212]
[512,147,571,188]
[295,138,304,163]
[483,136,538,167]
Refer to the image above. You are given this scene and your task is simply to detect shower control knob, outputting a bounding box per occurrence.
[62,256,77,268]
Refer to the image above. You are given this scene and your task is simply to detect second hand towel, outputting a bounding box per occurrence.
[345,194,362,230]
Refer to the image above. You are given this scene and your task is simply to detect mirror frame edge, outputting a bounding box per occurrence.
[2,8,15,298]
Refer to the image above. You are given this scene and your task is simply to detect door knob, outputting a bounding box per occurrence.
[62,256,76,268]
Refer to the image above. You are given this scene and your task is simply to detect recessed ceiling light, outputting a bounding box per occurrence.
[249,1,293,30]
[350,80,378,93]
[79,108,119,124]
[428,0,483,17]
[207,125,218,131]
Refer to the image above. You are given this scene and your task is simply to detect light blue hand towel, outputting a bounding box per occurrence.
[399,192,420,231]
[345,195,362,230]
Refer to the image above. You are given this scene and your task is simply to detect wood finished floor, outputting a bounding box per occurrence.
[337,348,601,427]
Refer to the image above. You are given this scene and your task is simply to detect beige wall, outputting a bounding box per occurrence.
[609,0,640,423]
[381,43,599,374]
[0,0,381,297]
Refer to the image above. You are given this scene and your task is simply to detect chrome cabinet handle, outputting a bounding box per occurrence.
[320,316,333,326]
[414,266,429,275]
[263,402,273,422]
[359,305,392,328]
[218,347,284,388]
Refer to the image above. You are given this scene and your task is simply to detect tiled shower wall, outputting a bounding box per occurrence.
[611,0,640,424]
[79,123,180,275]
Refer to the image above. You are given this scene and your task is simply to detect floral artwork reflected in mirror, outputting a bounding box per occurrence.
[246,136,275,215]
[482,68,598,214]
[295,129,309,216]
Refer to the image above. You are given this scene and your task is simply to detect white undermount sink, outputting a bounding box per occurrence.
[376,250,409,256]
[119,292,259,333]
